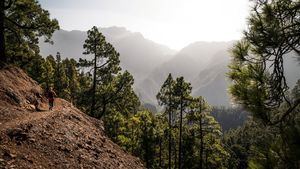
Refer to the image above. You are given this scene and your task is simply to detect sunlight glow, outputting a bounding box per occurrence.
[39,0,250,50]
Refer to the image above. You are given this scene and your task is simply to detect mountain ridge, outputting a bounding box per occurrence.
[39,27,300,107]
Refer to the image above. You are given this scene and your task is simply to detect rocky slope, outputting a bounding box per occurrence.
[0,67,145,169]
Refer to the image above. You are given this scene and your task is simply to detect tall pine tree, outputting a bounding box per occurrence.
[172,77,192,169]
[157,73,177,169]
[82,26,120,116]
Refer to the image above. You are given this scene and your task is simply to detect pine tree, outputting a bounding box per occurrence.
[46,55,56,68]
[128,111,157,168]
[1,0,59,67]
[228,1,300,168]
[26,54,45,84]
[63,58,80,103]
[187,97,209,169]
[186,97,229,168]
[108,71,140,116]
[157,73,177,169]
[53,52,69,98]
[82,26,121,116]
[41,58,54,90]
[172,77,192,169]
[76,71,92,110]
[155,113,168,168]
[228,0,300,125]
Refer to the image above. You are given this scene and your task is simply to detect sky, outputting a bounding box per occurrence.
[39,0,250,50]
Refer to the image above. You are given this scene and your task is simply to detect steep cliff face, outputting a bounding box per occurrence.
[0,67,145,169]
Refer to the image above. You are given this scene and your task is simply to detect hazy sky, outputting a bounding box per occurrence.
[39,0,250,50]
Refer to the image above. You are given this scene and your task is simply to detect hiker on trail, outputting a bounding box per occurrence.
[47,87,57,111]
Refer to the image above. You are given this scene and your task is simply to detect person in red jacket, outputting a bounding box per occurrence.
[47,87,57,111]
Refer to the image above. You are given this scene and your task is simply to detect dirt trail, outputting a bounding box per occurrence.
[0,99,64,132]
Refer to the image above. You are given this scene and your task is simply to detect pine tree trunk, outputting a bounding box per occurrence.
[167,84,172,169]
[0,0,6,67]
[91,53,97,116]
[168,107,172,169]
[178,95,183,169]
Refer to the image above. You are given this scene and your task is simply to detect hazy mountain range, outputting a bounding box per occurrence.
[39,27,175,82]
[39,26,300,107]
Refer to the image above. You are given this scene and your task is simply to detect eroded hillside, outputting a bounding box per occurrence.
[0,67,145,169]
